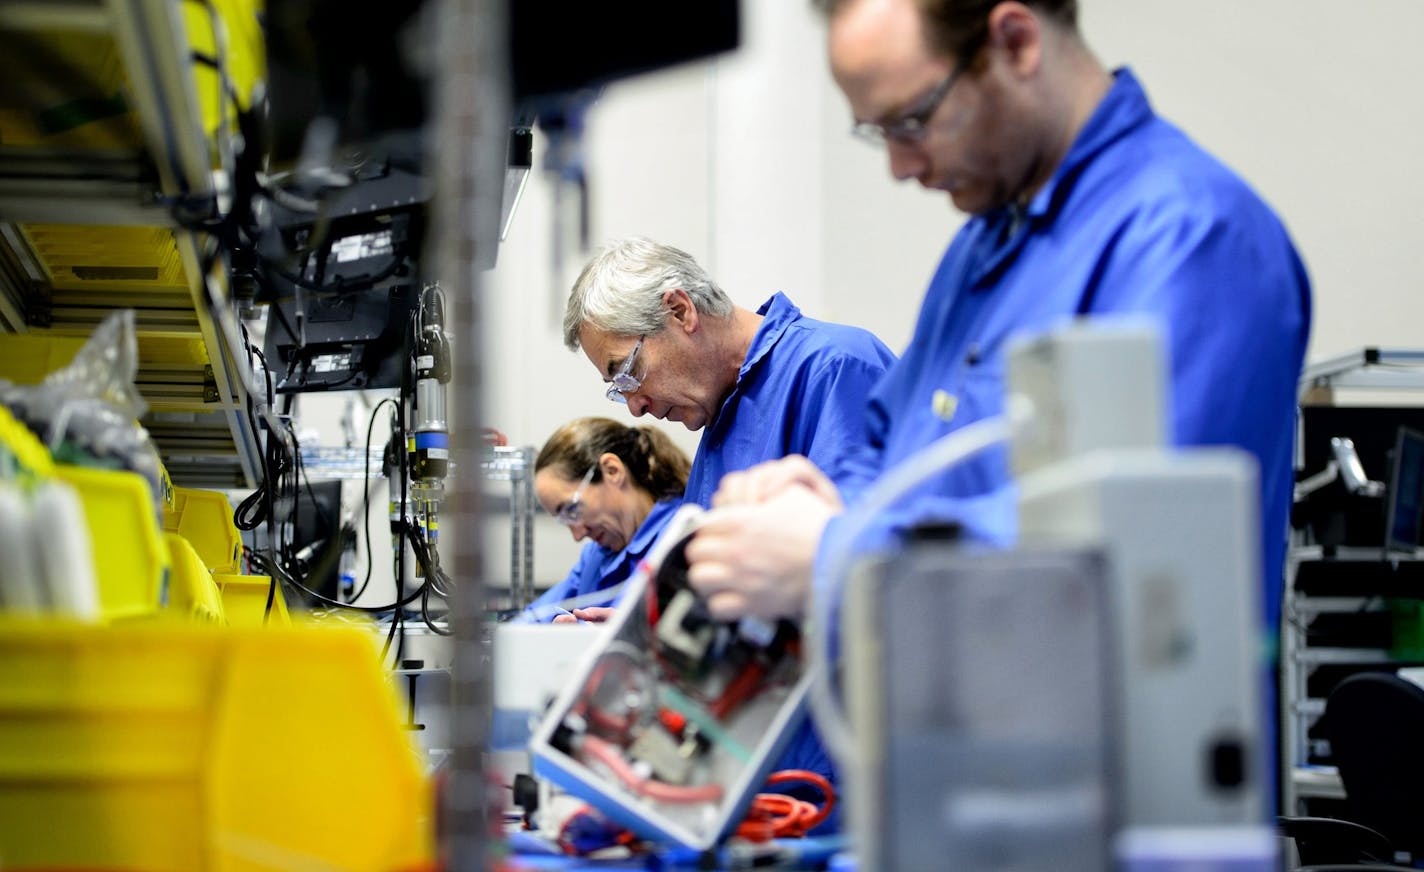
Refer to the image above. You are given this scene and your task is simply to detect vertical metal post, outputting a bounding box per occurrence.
[521,444,535,607]
[434,0,508,866]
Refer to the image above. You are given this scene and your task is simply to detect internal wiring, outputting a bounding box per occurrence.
[577,734,723,805]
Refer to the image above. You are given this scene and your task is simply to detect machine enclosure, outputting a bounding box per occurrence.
[1015,449,1264,827]
[528,509,813,850]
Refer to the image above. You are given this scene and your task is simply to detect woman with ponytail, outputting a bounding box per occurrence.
[519,417,690,622]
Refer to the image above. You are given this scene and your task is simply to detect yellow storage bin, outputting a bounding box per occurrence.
[165,485,242,573]
[215,572,290,628]
[0,619,435,872]
[0,405,55,482]
[53,463,169,622]
[165,532,227,624]
[0,332,85,387]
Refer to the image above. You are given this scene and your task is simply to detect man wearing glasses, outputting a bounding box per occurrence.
[564,235,897,509]
[563,236,895,827]
[684,0,1310,662]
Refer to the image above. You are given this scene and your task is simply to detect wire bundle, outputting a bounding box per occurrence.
[735,770,836,842]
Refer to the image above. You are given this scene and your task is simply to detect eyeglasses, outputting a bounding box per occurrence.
[553,465,598,526]
[605,336,646,404]
[852,59,969,145]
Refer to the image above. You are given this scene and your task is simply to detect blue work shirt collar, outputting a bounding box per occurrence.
[624,497,682,558]
[742,292,800,379]
[1026,67,1154,223]
[969,67,1153,289]
[700,292,799,439]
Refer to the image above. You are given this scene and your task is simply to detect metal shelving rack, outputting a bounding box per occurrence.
[480,444,536,610]
[302,443,537,609]
[0,0,264,489]
[1282,348,1424,815]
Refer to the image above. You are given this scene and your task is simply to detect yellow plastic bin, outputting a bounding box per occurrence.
[0,405,55,482]
[215,572,291,628]
[0,619,435,872]
[53,463,169,622]
[165,486,242,574]
[165,532,227,625]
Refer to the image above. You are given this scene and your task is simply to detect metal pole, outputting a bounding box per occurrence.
[434,0,508,865]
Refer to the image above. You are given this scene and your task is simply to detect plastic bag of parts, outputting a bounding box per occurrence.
[0,310,164,507]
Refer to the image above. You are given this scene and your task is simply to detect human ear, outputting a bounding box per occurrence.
[987,2,1041,77]
[599,452,626,486]
[663,288,699,334]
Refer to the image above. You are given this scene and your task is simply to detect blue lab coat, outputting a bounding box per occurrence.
[823,67,1311,639]
[519,499,683,622]
[680,293,895,834]
[682,293,897,508]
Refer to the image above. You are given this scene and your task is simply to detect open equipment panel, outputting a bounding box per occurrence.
[529,506,812,849]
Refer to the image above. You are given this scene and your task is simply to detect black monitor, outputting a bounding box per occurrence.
[278,479,344,604]
[1385,427,1424,555]
[263,283,416,394]
[260,194,421,394]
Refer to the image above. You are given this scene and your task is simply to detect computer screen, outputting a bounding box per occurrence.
[1385,426,1424,554]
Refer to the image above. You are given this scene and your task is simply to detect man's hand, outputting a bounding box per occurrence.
[551,606,617,624]
[710,455,844,510]
[685,484,840,621]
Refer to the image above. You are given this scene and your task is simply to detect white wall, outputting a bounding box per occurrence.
[1081,0,1424,361]
[300,1,1424,600]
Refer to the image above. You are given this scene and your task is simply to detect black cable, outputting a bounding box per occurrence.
[393,368,408,665]
[261,433,282,622]
[354,398,399,603]
[266,247,410,295]
[404,521,450,595]
[245,546,429,614]
[381,607,403,663]
[421,582,451,636]
[263,563,277,624]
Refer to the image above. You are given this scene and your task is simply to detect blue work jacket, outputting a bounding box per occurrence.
[682,293,893,833]
[519,499,683,622]
[683,293,897,508]
[823,68,1311,638]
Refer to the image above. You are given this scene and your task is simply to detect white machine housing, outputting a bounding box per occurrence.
[1009,319,1264,825]
[1016,448,1264,826]
[844,319,1269,869]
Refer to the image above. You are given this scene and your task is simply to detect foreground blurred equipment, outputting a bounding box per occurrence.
[0,620,434,871]
[841,320,1273,871]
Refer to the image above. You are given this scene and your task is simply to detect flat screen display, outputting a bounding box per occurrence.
[1385,427,1424,554]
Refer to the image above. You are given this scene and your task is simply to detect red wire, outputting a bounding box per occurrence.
[708,658,768,720]
[735,769,836,841]
[640,559,660,625]
[579,734,724,804]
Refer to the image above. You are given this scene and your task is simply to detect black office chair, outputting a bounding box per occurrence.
[1279,815,1396,867]
[1282,671,1424,869]
[1330,672,1424,862]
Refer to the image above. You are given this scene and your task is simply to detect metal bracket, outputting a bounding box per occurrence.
[202,364,219,403]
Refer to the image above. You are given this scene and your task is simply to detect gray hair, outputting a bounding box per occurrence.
[562,237,733,350]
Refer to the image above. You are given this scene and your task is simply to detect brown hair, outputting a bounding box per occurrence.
[815,0,1078,66]
[535,417,690,500]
